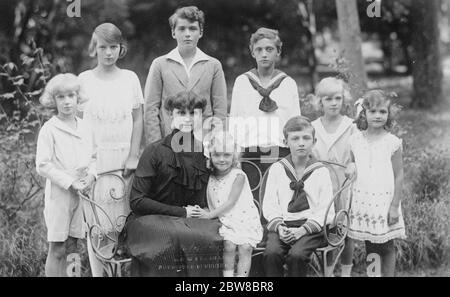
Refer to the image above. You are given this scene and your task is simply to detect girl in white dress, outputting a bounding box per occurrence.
[201,131,263,277]
[311,77,357,277]
[345,90,405,277]
[78,23,144,276]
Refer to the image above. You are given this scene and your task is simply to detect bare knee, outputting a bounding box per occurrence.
[238,244,253,257]
[49,242,67,260]
[224,241,237,254]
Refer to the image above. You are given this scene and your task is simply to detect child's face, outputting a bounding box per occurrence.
[320,91,344,117]
[95,38,120,66]
[172,18,203,51]
[210,147,234,173]
[284,129,315,158]
[365,103,389,129]
[54,90,78,118]
[171,107,202,133]
[251,38,279,70]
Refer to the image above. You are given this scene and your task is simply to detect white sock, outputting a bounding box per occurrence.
[223,270,234,277]
[341,264,353,277]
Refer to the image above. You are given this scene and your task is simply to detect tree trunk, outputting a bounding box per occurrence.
[410,0,443,108]
[335,0,368,100]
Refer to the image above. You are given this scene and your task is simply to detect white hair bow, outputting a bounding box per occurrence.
[354,98,364,115]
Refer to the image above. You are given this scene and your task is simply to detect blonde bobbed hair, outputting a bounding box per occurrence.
[39,73,88,108]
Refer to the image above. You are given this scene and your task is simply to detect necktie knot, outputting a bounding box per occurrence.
[290,180,304,192]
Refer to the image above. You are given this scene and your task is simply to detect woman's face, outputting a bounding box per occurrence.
[171,108,202,133]
[95,37,120,66]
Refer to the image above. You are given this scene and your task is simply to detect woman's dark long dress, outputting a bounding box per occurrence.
[121,130,223,276]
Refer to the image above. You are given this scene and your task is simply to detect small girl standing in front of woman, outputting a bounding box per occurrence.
[78,23,144,276]
[345,89,405,277]
[311,77,357,277]
[36,73,97,277]
[200,131,263,277]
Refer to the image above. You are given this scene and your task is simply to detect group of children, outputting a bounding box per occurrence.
[35,5,405,277]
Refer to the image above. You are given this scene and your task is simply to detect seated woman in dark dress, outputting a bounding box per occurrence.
[121,91,223,277]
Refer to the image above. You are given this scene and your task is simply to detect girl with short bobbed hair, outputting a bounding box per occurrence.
[310,76,357,277]
[88,22,127,59]
[36,73,96,277]
[202,130,263,277]
[39,73,88,108]
[79,22,144,276]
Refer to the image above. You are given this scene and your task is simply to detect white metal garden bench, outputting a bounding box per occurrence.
[242,157,355,277]
[79,169,132,277]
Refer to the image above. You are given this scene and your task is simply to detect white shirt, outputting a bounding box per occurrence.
[36,116,97,190]
[229,71,301,148]
[262,162,335,228]
[165,47,210,78]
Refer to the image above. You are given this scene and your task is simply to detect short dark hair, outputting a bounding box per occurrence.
[283,116,315,139]
[169,6,205,32]
[164,91,207,112]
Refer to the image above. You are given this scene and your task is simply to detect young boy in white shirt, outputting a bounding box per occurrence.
[262,116,334,277]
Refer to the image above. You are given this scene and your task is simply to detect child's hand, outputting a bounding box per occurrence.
[185,205,202,218]
[70,179,86,192]
[278,225,294,243]
[387,204,400,226]
[345,163,356,178]
[123,155,139,178]
[286,227,307,244]
[78,174,95,194]
[197,208,213,219]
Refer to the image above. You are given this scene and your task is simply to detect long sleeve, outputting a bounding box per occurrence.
[303,168,334,233]
[144,58,163,145]
[35,126,76,190]
[229,76,244,118]
[262,164,285,232]
[229,77,247,147]
[287,78,301,116]
[210,60,227,121]
[130,175,187,217]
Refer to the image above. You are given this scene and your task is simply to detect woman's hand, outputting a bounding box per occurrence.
[345,162,356,179]
[387,204,400,226]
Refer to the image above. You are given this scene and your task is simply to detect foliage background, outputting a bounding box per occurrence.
[1,0,450,276]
